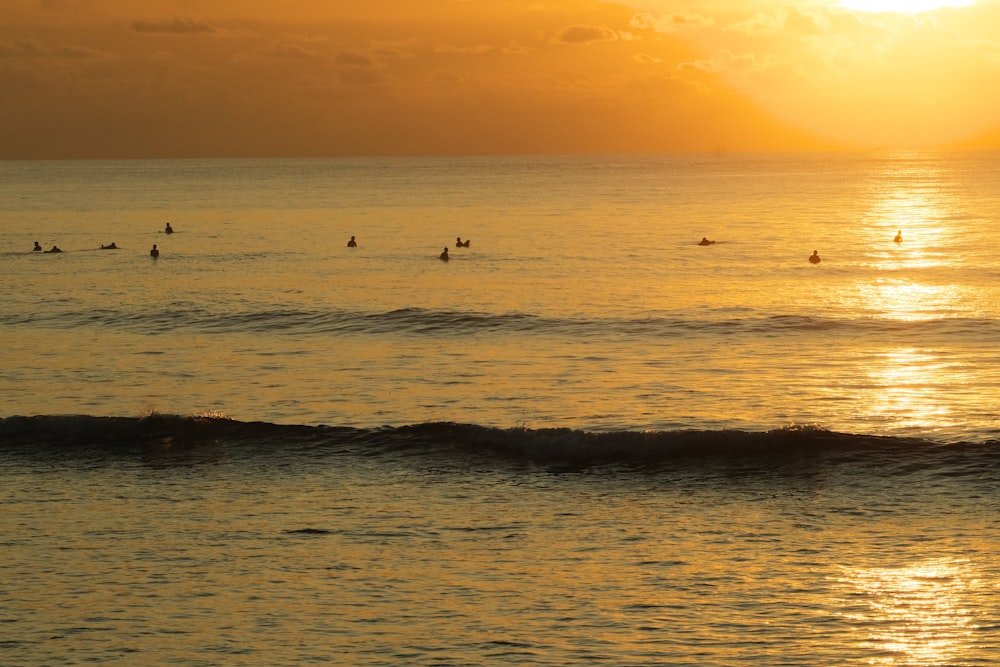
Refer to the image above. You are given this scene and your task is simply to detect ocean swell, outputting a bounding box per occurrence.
[1,414,994,470]
[2,305,996,342]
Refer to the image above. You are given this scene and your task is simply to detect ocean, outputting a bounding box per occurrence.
[2,152,999,665]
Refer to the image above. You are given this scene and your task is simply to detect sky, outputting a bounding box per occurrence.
[2,0,1000,158]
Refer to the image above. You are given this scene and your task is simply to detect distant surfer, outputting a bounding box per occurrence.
[809,250,821,264]
[347,235,357,248]
[150,244,159,258]
[165,222,174,234]
[100,242,119,249]
[44,245,62,253]
[456,237,470,248]
[698,237,715,246]
[33,241,42,252]
[894,230,902,243]
[439,247,449,261]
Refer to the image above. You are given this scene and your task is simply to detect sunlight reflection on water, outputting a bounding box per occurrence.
[836,558,982,666]
[861,348,961,435]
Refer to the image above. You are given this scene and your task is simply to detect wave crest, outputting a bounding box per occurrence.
[2,414,991,470]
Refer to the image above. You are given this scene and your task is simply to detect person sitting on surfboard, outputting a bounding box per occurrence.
[347,236,357,248]
[809,250,821,264]
[150,244,160,258]
[894,230,902,243]
[440,247,450,261]
[456,237,470,248]
[33,241,42,252]
[165,222,174,234]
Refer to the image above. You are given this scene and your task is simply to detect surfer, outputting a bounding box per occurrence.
[150,244,160,258]
[894,230,902,243]
[100,242,119,249]
[33,241,42,252]
[44,245,62,253]
[456,237,470,248]
[698,237,715,246]
[347,235,357,248]
[439,247,450,261]
[809,250,821,264]
[165,222,174,234]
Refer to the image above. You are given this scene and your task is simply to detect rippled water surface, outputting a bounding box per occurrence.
[4,436,1000,666]
[3,153,1000,439]
[3,153,1000,665]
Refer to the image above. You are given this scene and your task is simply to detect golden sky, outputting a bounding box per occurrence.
[2,0,999,158]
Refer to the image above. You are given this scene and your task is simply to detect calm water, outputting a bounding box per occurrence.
[2,153,1000,665]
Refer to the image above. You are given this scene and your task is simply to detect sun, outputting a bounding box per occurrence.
[839,0,974,12]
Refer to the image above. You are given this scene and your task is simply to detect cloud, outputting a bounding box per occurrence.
[0,39,104,59]
[678,50,780,76]
[339,67,385,86]
[726,10,789,36]
[432,40,532,55]
[129,18,216,35]
[335,50,384,85]
[51,44,104,59]
[633,52,663,64]
[631,13,715,33]
[502,41,530,55]
[553,24,618,45]
[373,48,405,60]
[433,43,498,55]
[624,73,701,97]
[430,70,467,86]
[260,43,314,59]
[335,51,375,67]
[0,39,47,58]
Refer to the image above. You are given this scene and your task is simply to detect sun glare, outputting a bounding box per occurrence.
[840,0,974,13]
[837,559,981,664]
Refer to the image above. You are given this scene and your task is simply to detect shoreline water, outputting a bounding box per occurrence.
[3,413,999,667]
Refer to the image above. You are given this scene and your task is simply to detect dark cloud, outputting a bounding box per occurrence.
[52,45,105,59]
[260,43,314,59]
[433,43,496,55]
[0,39,103,59]
[129,18,216,35]
[339,67,384,85]
[335,51,374,67]
[553,25,618,45]
[0,39,46,57]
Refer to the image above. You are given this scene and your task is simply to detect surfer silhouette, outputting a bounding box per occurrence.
[100,242,118,249]
[809,250,821,264]
[165,223,174,234]
[150,244,159,258]
[439,247,450,261]
[698,237,715,246]
[44,245,62,253]
[456,237,470,248]
[894,230,902,243]
[33,241,42,252]
[347,236,357,248]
